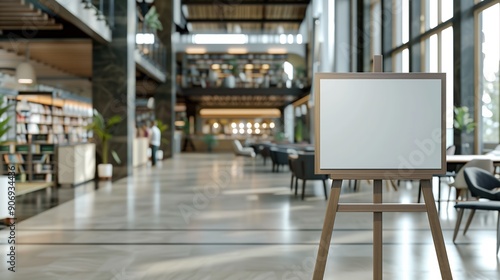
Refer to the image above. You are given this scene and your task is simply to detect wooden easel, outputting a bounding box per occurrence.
[312,56,452,279]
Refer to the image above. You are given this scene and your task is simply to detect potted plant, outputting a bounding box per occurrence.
[454,106,476,154]
[87,109,122,179]
[202,134,217,152]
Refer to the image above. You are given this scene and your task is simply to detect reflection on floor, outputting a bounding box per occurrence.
[1,153,499,279]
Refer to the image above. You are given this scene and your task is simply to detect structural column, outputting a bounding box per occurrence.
[154,1,175,158]
[381,0,393,72]
[453,0,475,154]
[409,0,422,72]
[92,0,136,179]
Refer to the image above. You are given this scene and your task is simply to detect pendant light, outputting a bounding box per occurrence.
[16,45,36,85]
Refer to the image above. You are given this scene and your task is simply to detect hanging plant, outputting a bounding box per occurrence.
[144,6,163,32]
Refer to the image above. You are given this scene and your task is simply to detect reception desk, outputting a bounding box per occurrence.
[58,143,95,186]
[186,135,271,153]
[133,137,149,167]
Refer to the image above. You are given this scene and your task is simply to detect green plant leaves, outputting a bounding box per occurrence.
[454,106,476,134]
[144,6,163,32]
[89,109,122,164]
[0,96,12,145]
[111,150,121,165]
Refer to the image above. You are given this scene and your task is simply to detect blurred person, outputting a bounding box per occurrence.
[150,121,161,166]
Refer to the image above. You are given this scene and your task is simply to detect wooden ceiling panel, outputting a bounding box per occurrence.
[187,5,220,19]
[0,41,92,78]
[223,6,263,19]
[191,95,295,108]
[185,1,310,33]
[264,23,300,33]
[190,23,225,32]
[0,0,62,31]
[227,23,262,33]
[265,5,305,19]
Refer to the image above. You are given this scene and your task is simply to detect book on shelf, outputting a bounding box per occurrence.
[15,145,30,153]
[3,154,25,164]
[16,135,27,144]
[34,163,42,173]
[0,144,15,153]
[40,144,55,153]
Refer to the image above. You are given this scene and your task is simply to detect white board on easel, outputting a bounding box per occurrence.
[314,73,446,179]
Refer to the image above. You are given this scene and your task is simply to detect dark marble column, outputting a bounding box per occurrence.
[154,1,175,158]
[453,0,475,154]
[381,0,393,72]
[92,0,136,179]
[409,0,422,72]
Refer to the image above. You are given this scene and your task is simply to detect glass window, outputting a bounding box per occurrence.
[393,0,409,46]
[423,27,453,128]
[402,48,409,72]
[480,4,500,143]
[370,0,382,57]
[402,0,409,43]
[392,48,409,73]
[393,51,402,72]
[441,27,454,129]
[426,0,439,30]
[424,34,439,72]
[441,0,453,22]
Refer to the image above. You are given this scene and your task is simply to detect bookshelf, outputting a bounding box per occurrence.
[0,143,55,183]
[4,92,93,184]
[15,93,93,145]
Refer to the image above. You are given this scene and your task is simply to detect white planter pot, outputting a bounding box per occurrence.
[157,150,164,160]
[0,176,13,220]
[98,164,113,180]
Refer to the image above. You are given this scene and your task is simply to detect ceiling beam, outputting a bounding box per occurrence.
[182,0,309,5]
[187,18,303,23]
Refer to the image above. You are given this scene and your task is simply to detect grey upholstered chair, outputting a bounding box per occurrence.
[232,139,256,157]
[452,167,500,255]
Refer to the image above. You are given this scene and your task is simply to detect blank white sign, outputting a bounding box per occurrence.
[319,78,442,170]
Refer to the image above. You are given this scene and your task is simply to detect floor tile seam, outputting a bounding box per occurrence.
[6,228,496,232]
[0,241,478,245]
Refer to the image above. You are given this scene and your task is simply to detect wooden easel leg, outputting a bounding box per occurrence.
[313,179,342,279]
[373,180,383,280]
[421,179,453,279]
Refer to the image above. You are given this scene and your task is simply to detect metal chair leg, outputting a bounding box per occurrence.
[497,211,500,255]
[453,208,464,243]
[323,180,328,200]
[463,209,476,236]
[301,179,307,200]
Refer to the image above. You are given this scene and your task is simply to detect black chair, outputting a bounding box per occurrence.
[452,167,500,254]
[259,145,271,165]
[270,148,290,172]
[292,153,328,200]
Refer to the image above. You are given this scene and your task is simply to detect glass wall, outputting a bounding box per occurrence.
[479,3,500,148]
[389,0,454,127]
[358,0,499,152]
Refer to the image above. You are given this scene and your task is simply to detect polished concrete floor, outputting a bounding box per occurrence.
[1,153,499,279]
